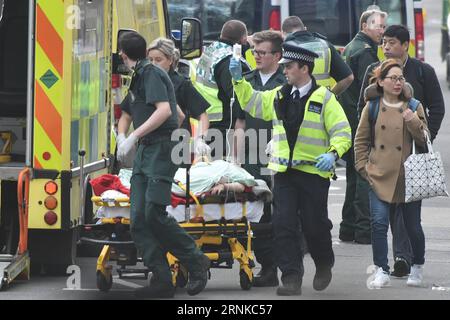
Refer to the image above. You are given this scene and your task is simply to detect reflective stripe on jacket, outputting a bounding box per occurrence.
[233,79,352,178]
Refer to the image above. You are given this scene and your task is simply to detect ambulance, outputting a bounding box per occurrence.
[0,0,200,283]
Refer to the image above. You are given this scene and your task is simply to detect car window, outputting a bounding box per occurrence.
[289,0,406,47]
[167,0,258,41]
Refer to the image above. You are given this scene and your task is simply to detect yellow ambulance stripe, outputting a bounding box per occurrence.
[37,0,65,39]
[35,43,63,115]
[34,121,62,169]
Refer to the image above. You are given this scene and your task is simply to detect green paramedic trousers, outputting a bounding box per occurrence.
[130,141,204,284]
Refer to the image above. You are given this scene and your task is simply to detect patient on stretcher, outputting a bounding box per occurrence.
[92,159,272,223]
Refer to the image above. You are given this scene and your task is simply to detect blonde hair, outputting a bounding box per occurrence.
[147,37,180,70]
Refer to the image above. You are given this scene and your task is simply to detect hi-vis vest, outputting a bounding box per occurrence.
[233,79,352,179]
[300,38,332,88]
[194,41,249,122]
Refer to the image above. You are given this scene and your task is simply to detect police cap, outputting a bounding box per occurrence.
[279,41,319,65]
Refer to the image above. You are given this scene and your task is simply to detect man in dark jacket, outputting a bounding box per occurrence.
[234,30,286,287]
[358,25,445,277]
[195,20,251,157]
[339,9,387,245]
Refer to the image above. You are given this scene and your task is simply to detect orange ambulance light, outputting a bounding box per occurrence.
[44,181,58,195]
[44,196,58,210]
[44,211,58,226]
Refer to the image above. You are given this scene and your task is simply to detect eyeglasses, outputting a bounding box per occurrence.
[251,49,277,57]
[385,75,406,83]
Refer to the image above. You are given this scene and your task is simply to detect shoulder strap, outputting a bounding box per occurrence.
[368,97,380,147]
[408,98,420,112]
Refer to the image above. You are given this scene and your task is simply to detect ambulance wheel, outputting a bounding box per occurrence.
[96,271,113,292]
[239,270,252,290]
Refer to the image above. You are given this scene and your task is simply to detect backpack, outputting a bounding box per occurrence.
[368,97,420,147]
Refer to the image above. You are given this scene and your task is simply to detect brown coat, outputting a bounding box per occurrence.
[354,91,428,203]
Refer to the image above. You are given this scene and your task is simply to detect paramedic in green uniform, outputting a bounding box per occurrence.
[116,31,209,299]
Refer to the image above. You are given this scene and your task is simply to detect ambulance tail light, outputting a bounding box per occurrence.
[44,181,58,195]
[44,196,58,210]
[44,211,58,226]
[112,74,121,89]
[415,10,425,61]
[269,8,281,30]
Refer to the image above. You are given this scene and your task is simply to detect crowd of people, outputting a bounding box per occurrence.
[115,7,445,298]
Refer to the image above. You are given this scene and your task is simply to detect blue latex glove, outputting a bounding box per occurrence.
[315,153,335,171]
[229,57,242,81]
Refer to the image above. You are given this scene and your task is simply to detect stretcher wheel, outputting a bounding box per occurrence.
[0,279,8,291]
[96,271,113,292]
[239,270,252,290]
[176,267,188,288]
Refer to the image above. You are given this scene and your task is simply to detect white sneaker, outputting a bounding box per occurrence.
[369,267,390,289]
[407,264,424,287]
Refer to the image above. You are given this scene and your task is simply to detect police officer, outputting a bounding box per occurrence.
[116,31,209,299]
[339,9,387,245]
[147,37,211,156]
[229,43,352,296]
[194,20,251,157]
[234,30,286,288]
[282,16,354,96]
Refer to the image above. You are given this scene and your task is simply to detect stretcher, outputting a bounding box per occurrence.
[81,170,268,293]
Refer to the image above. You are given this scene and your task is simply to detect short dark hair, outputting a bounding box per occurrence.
[119,31,147,61]
[383,25,410,45]
[220,20,247,43]
[282,16,305,33]
[252,30,283,53]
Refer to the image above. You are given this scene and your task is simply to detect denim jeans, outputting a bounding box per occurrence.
[369,189,425,272]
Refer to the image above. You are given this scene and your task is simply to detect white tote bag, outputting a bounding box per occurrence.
[404,131,449,203]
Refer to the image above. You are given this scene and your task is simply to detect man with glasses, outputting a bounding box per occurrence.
[358,24,445,277]
[234,30,286,287]
[338,9,388,246]
[282,16,354,96]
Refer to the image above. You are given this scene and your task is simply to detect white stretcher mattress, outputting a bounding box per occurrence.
[96,201,264,223]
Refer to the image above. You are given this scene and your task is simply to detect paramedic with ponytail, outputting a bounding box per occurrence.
[229,42,352,296]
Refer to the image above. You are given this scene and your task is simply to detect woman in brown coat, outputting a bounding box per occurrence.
[354,59,428,288]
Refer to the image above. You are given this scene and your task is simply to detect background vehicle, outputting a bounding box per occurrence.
[280,0,425,60]
[167,0,424,60]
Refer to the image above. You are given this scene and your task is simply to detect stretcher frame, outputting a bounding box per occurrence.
[84,183,257,292]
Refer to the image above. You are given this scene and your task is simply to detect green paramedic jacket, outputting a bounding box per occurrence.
[232,79,352,179]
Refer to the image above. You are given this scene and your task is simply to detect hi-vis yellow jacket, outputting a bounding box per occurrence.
[233,79,352,179]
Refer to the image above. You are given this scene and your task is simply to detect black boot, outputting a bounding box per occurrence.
[186,254,210,296]
[253,266,279,287]
[134,279,175,299]
[276,273,302,296]
[313,265,332,291]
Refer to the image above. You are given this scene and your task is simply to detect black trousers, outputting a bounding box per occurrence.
[273,169,334,279]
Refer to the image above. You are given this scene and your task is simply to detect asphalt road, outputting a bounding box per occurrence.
[1,0,450,302]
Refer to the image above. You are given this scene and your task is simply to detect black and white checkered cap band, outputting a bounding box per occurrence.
[283,50,315,63]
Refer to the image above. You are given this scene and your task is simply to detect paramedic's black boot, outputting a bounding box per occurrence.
[187,254,210,296]
[313,265,332,291]
[134,280,175,299]
[276,273,302,296]
[253,266,279,287]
